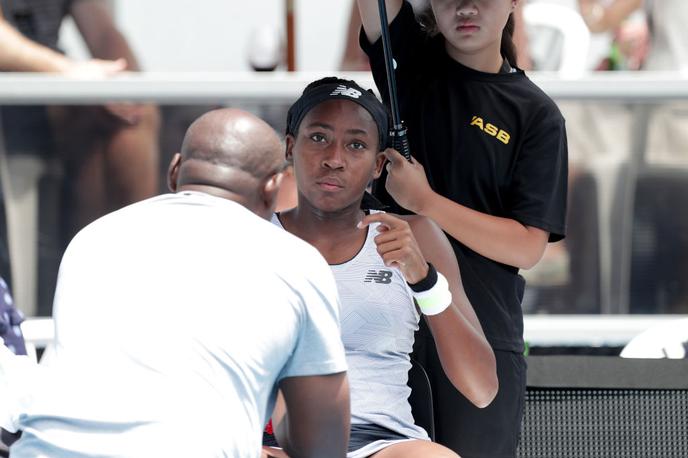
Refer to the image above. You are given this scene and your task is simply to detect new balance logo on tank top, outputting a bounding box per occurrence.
[272,212,429,441]
[364,269,393,284]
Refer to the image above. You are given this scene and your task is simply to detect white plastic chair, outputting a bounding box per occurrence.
[621,318,688,359]
[523,2,591,76]
[19,317,55,363]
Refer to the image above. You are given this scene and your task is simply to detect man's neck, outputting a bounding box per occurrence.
[177,184,243,203]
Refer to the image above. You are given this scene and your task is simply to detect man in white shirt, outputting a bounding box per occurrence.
[5,108,350,458]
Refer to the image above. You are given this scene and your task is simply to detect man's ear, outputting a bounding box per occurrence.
[261,171,286,215]
[373,151,386,179]
[167,153,182,192]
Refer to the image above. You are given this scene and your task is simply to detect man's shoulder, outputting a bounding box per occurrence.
[266,215,329,270]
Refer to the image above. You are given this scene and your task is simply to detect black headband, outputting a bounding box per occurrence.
[286,80,391,152]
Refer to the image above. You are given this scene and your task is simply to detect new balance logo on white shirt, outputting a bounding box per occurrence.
[364,270,392,284]
[330,85,362,99]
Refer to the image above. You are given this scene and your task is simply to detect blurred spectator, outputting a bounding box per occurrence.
[0,0,160,241]
[0,277,25,357]
[569,0,688,316]
[579,0,688,72]
[578,0,688,168]
[587,10,649,70]
[0,275,25,455]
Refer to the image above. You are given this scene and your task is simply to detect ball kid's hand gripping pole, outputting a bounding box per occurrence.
[377,0,412,161]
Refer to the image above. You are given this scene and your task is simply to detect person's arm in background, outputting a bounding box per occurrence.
[268,374,349,458]
[578,0,642,33]
[70,0,155,124]
[356,0,403,44]
[0,4,124,74]
[360,212,498,408]
[69,0,139,70]
[340,1,370,71]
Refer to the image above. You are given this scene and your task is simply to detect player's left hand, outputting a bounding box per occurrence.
[358,212,428,284]
[383,148,434,214]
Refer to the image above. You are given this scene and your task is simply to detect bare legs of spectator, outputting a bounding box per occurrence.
[49,104,160,240]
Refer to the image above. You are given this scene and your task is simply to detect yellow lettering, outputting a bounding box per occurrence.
[470,117,484,130]
[497,130,511,145]
[471,116,510,145]
[485,123,498,136]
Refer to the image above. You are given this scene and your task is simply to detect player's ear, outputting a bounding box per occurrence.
[373,151,386,179]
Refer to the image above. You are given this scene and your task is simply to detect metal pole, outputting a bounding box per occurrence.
[286,0,296,71]
[376,0,411,160]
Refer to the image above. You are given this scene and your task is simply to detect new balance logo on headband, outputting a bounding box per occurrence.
[330,85,362,99]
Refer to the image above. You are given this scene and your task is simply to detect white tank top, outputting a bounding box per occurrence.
[272,212,428,440]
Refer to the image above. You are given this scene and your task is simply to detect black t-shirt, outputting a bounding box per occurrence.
[362,1,568,352]
[0,0,74,51]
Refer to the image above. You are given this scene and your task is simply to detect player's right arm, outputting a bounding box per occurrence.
[356,0,404,44]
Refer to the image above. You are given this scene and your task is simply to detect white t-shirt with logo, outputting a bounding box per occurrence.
[11,192,346,458]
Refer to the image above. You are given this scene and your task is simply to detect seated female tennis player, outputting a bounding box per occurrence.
[262,77,498,458]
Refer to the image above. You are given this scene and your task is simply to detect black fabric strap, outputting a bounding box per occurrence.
[360,191,388,210]
[407,262,438,292]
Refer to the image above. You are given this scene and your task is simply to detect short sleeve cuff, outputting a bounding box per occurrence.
[512,213,566,243]
[278,358,348,381]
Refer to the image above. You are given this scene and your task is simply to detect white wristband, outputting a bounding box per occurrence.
[412,271,452,316]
